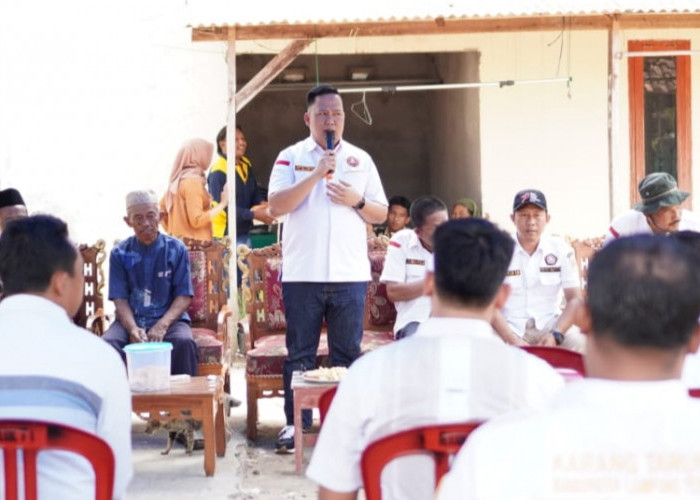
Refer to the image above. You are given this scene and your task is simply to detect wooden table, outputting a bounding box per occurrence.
[291,371,338,473]
[131,375,226,476]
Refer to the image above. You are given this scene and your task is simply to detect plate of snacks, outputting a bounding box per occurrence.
[302,366,348,384]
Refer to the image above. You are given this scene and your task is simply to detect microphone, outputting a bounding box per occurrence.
[324,130,335,178]
[325,129,335,150]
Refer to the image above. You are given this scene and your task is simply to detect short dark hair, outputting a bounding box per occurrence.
[588,235,700,349]
[0,215,78,296]
[388,195,411,213]
[215,125,243,158]
[306,84,339,107]
[410,196,447,229]
[433,218,514,308]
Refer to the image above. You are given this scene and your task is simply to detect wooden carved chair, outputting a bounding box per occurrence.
[182,237,233,390]
[73,240,109,335]
[568,236,605,292]
[238,242,396,440]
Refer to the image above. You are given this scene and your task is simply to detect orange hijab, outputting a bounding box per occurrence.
[163,138,214,212]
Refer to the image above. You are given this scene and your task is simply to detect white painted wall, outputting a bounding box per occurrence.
[0,0,227,246]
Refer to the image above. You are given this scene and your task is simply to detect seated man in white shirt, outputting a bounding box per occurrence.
[307,218,565,500]
[605,172,700,244]
[438,234,700,500]
[492,189,584,351]
[380,195,448,339]
[0,215,133,499]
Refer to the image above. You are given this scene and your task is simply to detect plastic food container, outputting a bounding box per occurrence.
[124,342,173,392]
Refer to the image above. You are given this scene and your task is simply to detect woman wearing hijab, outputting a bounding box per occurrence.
[160,138,228,241]
[451,197,481,219]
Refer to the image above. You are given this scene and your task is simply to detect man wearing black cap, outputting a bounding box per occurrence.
[492,189,585,351]
[605,172,700,243]
[0,188,28,231]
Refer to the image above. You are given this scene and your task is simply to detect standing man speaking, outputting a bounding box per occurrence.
[268,84,388,452]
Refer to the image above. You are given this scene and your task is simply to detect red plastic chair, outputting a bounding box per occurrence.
[318,386,338,426]
[360,421,484,500]
[520,345,586,376]
[0,420,115,500]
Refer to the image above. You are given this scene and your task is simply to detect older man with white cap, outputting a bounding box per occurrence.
[102,189,198,377]
[605,172,700,243]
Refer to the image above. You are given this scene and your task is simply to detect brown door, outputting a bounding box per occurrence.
[628,40,691,206]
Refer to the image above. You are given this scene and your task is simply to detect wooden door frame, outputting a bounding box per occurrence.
[627,40,691,205]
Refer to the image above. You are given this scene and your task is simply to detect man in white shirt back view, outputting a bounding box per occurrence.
[307,218,564,500]
[0,215,133,499]
[439,234,700,500]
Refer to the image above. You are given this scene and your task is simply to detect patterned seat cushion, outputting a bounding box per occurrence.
[192,327,223,364]
[188,250,208,323]
[263,256,286,330]
[246,330,394,376]
[366,251,397,328]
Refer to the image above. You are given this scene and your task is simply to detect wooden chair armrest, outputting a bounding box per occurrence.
[85,308,112,336]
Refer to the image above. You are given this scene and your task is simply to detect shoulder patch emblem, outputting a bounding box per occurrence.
[347,156,359,167]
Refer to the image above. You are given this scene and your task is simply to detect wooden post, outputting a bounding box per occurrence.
[607,14,621,220]
[226,27,238,314]
[234,39,312,112]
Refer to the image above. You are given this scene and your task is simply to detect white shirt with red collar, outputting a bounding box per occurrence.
[268,136,388,282]
[379,228,432,333]
[605,209,700,244]
[501,234,580,336]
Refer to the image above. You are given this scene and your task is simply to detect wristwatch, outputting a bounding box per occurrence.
[551,329,565,346]
[353,196,366,210]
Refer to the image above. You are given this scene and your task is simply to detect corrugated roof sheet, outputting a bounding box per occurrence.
[186,0,700,28]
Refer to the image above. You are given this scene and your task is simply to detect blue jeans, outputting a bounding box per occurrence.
[282,282,367,426]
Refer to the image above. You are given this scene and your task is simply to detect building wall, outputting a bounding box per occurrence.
[241,29,700,239]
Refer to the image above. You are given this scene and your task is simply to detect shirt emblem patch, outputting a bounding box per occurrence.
[347,156,359,167]
[506,270,520,276]
[389,241,401,248]
[295,165,314,172]
[544,254,558,265]
[275,160,290,166]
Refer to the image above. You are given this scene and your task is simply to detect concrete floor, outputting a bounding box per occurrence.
[126,356,318,500]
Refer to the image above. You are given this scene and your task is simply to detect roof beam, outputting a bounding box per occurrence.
[192,13,700,42]
[234,38,312,112]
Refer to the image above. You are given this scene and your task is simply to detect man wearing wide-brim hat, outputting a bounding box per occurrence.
[605,172,700,244]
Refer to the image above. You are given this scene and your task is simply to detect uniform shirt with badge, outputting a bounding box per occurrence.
[605,208,700,244]
[306,317,564,500]
[268,136,388,282]
[379,228,432,333]
[501,234,580,336]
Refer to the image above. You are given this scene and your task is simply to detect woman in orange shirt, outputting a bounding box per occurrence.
[160,138,228,241]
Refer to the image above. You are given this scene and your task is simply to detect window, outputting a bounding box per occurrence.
[628,40,691,205]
